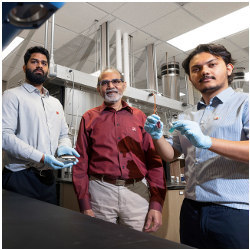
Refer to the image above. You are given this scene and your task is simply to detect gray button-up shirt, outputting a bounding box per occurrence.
[2,83,72,171]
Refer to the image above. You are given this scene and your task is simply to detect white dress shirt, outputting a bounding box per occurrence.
[2,83,72,171]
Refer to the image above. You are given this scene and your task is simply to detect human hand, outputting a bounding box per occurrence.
[83,209,95,217]
[57,146,80,165]
[143,209,162,233]
[57,146,80,157]
[44,154,74,169]
[144,114,163,140]
[171,120,212,149]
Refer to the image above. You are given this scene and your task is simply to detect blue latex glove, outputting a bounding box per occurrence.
[144,114,163,140]
[171,120,212,149]
[57,145,80,157]
[57,146,80,165]
[44,154,74,170]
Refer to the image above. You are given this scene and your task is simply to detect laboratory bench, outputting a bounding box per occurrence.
[2,190,192,249]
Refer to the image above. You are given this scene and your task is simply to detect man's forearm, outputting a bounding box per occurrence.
[2,133,43,163]
[210,138,249,163]
[153,136,179,162]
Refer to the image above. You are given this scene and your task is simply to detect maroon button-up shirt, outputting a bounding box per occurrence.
[73,101,166,212]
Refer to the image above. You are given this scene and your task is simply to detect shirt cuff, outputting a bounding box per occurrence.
[78,198,92,212]
[149,200,163,213]
[29,149,44,163]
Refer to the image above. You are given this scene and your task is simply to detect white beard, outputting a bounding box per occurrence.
[104,89,122,103]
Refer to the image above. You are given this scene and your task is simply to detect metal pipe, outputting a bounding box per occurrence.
[100,22,109,70]
[97,28,101,72]
[50,14,55,65]
[129,35,134,87]
[44,20,48,49]
[153,44,158,93]
[123,32,130,86]
[116,30,122,73]
[146,43,157,92]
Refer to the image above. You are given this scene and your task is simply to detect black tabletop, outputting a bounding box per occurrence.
[2,190,192,249]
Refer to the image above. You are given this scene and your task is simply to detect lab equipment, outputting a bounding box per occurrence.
[2,2,64,49]
[57,155,77,165]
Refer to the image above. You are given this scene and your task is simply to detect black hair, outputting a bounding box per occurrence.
[24,46,50,67]
[182,43,236,84]
[97,67,124,85]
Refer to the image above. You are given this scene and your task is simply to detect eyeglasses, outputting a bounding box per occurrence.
[98,78,123,87]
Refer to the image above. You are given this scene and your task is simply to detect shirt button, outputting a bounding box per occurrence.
[117,124,120,126]
[122,166,125,169]
[118,137,121,140]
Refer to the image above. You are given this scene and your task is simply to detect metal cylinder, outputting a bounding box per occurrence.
[116,30,122,72]
[232,67,245,89]
[123,32,130,86]
[161,62,180,101]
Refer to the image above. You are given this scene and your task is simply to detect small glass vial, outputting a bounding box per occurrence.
[180,174,186,183]
[171,176,175,184]
[176,176,180,183]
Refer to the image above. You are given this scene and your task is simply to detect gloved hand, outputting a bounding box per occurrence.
[57,145,80,157]
[57,146,80,165]
[44,154,74,170]
[144,114,163,140]
[171,120,212,149]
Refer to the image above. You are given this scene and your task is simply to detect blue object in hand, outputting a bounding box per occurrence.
[44,154,73,169]
[169,126,175,133]
[171,120,212,149]
[144,114,163,140]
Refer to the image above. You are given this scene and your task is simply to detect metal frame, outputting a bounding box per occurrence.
[44,64,189,113]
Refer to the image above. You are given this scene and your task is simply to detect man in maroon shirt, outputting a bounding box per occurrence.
[73,67,166,232]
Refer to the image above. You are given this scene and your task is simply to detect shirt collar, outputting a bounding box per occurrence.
[22,82,49,97]
[197,87,234,110]
[100,100,133,113]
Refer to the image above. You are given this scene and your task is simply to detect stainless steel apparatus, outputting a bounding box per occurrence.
[161,62,180,101]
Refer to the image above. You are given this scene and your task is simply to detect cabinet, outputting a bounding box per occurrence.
[152,189,184,243]
[59,181,80,212]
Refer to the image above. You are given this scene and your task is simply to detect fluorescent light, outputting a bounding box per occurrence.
[91,70,100,77]
[167,6,249,52]
[2,36,24,60]
[180,92,185,96]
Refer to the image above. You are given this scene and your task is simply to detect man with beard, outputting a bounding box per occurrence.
[2,46,79,204]
[73,67,166,232]
[144,44,249,248]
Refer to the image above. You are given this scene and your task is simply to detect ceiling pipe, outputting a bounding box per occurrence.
[49,14,56,77]
[100,22,109,71]
[123,32,130,86]
[50,14,55,65]
[129,35,134,87]
[44,20,49,49]
[146,43,158,93]
[116,30,122,73]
